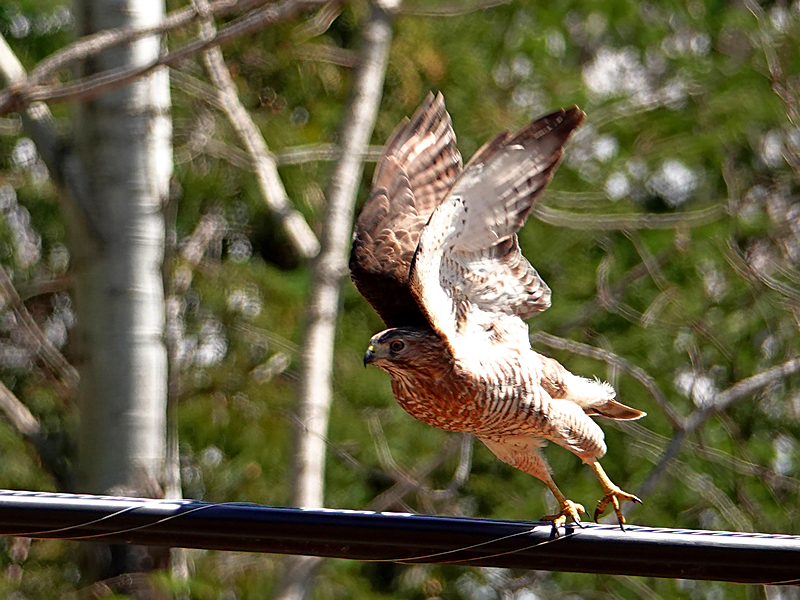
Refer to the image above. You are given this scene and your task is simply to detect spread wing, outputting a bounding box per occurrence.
[349,93,463,327]
[409,107,585,352]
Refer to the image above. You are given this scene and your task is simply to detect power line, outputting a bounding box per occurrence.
[0,489,798,584]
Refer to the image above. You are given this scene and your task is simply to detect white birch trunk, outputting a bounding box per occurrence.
[72,0,170,495]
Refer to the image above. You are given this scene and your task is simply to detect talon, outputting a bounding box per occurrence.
[594,486,640,527]
[542,499,585,528]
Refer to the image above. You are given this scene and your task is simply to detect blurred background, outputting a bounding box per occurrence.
[0,0,799,598]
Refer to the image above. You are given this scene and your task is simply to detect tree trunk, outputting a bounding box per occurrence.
[72,0,170,505]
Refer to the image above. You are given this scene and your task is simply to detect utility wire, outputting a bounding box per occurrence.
[0,489,798,585]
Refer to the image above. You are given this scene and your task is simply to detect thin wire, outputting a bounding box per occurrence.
[9,505,141,537]
[53,504,218,540]
[5,500,216,540]
[374,525,577,564]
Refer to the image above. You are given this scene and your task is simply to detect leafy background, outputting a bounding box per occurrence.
[1,0,799,598]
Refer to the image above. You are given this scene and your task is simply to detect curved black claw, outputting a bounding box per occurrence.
[594,491,642,528]
[542,499,586,532]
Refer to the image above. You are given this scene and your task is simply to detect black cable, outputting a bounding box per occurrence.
[0,489,798,584]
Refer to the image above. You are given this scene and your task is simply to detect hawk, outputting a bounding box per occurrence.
[350,93,645,526]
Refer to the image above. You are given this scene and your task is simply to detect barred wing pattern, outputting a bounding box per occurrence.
[409,107,585,352]
[349,93,463,328]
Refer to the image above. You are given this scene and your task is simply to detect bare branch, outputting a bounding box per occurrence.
[291,43,359,67]
[26,0,266,87]
[0,381,40,439]
[171,70,383,163]
[279,1,396,596]
[636,357,800,500]
[530,331,681,426]
[292,0,395,509]
[0,378,71,489]
[179,212,228,268]
[628,440,754,532]
[195,0,320,259]
[0,0,330,115]
[293,1,344,41]
[0,264,79,390]
[0,34,102,249]
[721,238,800,302]
[594,248,734,360]
[625,231,669,290]
[532,203,727,230]
[275,143,383,165]
[401,0,511,16]
[368,433,464,512]
[555,251,670,335]
[15,276,71,303]
[745,0,800,144]
[618,420,800,494]
[543,189,607,208]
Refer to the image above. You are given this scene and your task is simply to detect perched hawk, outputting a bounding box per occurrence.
[350,93,645,526]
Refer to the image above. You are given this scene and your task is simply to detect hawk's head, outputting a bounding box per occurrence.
[363,326,451,378]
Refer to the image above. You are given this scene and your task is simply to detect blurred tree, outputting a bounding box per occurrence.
[71,0,170,502]
[71,0,172,591]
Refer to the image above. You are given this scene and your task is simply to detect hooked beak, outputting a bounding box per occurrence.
[363,345,376,367]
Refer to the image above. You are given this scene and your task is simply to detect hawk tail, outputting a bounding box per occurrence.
[585,400,646,421]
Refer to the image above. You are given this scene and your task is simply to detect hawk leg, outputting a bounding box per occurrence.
[478,437,586,527]
[538,471,586,527]
[588,460,641,528]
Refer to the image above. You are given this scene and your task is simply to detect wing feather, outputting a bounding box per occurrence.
[350,92,462,327]
[409,107,585,350]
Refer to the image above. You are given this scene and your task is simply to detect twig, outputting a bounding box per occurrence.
[0,34,101,249]
[532,203,727,230]
[293,1,344,41]
[555,251,670,335]
[0,264,79,390]
[530,331,680,426]
[368,433,464,513]
[291,44,358,67]
[195,0,320,259]
[629,440,753,532]
[721,238,800,302]
[171,69,383,162]
[0,380,70,489]
[444,433,473,496]
[636,357,800,500]
[401,0,510,16]
[625,231,669,290]
[179,212,228,269]
[15,276,71,303]
[617,420,800,494]
[0,0,330,115]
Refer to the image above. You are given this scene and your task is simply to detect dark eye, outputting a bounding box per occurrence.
[389,340,405,353]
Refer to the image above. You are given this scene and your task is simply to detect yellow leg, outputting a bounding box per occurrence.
[539,472,586,527]
[588,460,641,528]
[478,437,586,528]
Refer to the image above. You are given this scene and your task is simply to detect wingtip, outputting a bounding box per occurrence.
[564,105,586,125]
